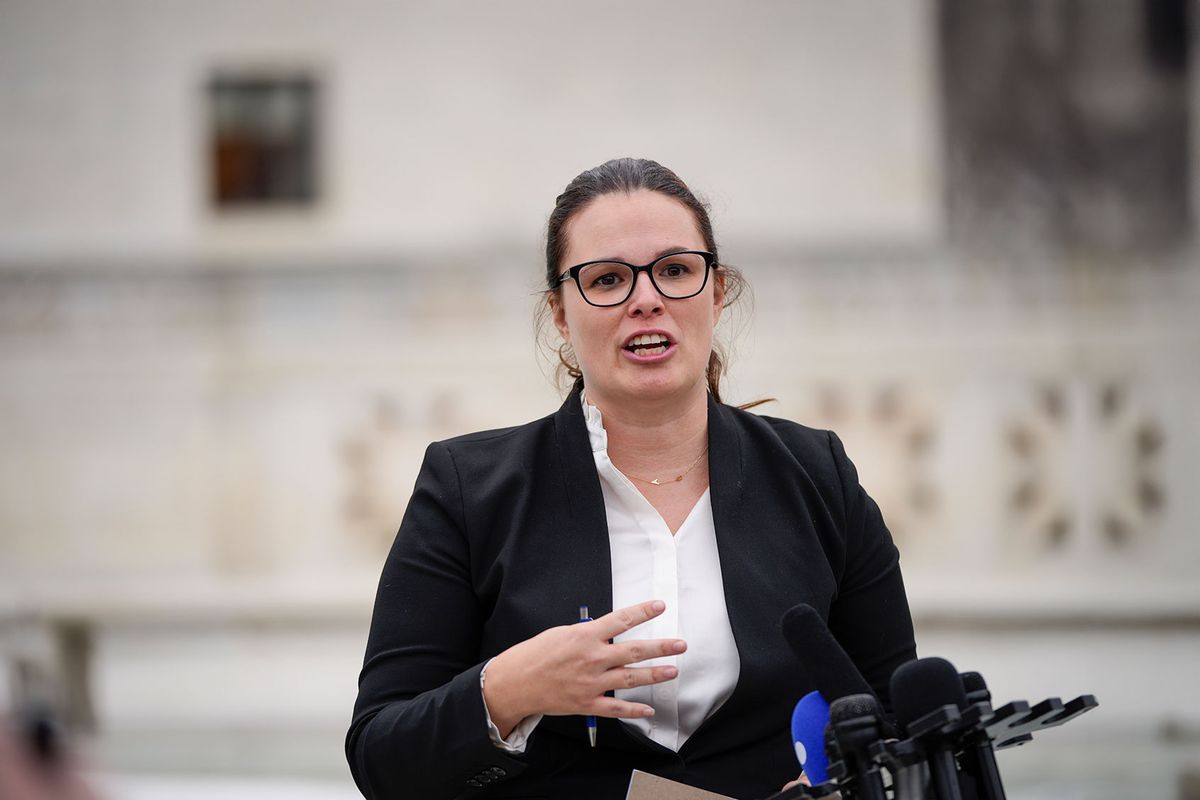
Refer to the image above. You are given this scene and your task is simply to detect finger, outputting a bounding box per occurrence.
[602,638,687,668]
[782,774,812,788]
[586,696,657,720]
[591,599,666,639]
[599,664,678,693]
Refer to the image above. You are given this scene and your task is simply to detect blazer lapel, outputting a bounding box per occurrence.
[551,387,614,622]
[680,395,758,759]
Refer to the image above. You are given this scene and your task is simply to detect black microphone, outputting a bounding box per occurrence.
[960,672,989,706]
[958,672,1007,800]
[779,603,877,704]
[890,657,967,800]
[778,604,873,794]
[826,694,889,800]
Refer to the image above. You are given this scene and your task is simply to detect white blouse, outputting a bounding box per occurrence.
[483,395,740,753]
[582,395,740,750]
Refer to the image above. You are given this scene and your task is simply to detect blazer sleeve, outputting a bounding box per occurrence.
[345,441,527,800]
[823,430,917,710]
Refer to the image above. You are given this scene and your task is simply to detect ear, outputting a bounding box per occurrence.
[711,268,726,325]
[549,292,571,344]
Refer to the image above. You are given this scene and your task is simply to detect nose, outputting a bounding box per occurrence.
[625,270,664,317]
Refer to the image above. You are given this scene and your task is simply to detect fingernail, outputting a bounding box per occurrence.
[673,640,686,653]
[644,707,655,717]
[651,600,665,612]
[665,666,678,678]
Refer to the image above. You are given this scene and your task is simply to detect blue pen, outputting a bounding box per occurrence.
[579,604,597,747]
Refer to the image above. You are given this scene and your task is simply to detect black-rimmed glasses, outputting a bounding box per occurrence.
[555,251,716,307]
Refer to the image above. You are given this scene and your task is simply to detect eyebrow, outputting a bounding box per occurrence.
[596,245,697,264]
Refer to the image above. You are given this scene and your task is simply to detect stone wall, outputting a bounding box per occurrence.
[1,0,1198,794]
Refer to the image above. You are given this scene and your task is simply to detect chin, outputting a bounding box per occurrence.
[622,370,697,401]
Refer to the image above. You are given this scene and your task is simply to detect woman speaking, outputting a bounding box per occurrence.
[345,158,916,799]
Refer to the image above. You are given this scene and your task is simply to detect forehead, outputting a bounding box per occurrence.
[564,190,706,264]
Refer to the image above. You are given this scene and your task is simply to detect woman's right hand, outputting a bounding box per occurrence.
[481,599,687,738]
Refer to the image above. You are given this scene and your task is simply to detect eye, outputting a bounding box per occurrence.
[589,271,625,289]
[656,260,694,279]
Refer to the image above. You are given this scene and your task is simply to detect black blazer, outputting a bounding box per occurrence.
[346,389,916,800]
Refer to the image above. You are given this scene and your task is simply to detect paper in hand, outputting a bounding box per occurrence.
[625,769,736,800]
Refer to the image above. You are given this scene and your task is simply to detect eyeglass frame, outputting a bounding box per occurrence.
[554,250,718,308]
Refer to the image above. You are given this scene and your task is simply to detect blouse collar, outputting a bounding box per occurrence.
[580,390,608,454]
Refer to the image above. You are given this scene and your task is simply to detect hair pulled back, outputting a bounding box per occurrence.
[541,157,746,403]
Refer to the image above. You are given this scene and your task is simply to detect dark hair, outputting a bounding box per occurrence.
[540,157,748,403]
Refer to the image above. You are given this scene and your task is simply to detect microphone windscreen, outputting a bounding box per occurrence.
[889,657,968,733]
[780,603,875,702]
[790,690,831,784]
[832,691,901,740]
[829,693,883,724]
[960,671,991,705]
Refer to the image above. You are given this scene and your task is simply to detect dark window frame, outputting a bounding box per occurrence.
[208,73,320,209]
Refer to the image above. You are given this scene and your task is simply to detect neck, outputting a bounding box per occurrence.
[585,382,710,471]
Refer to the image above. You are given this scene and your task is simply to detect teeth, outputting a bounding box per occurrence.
[629,334,669,347]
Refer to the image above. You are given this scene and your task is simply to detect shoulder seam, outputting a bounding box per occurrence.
[437,441,471,543]
[445,426,524,445]
[825,429,850,533]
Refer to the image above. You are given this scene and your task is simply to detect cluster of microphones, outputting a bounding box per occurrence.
[763,604,1099,800]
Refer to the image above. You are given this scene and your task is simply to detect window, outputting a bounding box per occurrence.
[209,74,319,208]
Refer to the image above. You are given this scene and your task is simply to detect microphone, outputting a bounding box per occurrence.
[957,672,1007,800]
[826,694,889,800]
[890,657,967,800]
[790,690,832,784]
[961,672,989,706]
[779,604,876,703]
[779,604,879,797]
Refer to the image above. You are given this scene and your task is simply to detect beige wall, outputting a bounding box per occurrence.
[0,0,940,260]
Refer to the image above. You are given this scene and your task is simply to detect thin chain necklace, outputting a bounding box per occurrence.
[617,445,709,486]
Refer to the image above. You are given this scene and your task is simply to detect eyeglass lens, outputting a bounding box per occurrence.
[577,252,709,305]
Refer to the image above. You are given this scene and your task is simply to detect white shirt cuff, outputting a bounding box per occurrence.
[480,657,543,753]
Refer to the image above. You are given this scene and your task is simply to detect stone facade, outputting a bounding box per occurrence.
[1,0,1197,795]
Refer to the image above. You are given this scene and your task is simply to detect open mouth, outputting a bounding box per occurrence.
[623,334,673,357]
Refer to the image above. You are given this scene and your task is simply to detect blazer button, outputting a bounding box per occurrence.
[466,779,482,788]
[488,767,506,777]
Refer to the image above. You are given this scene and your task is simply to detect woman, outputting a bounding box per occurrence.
[346,158,916,799]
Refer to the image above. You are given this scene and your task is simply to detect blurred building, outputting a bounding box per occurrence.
[0,0,1197,797]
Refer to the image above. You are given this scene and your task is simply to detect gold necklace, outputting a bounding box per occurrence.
[618,445,709,486]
